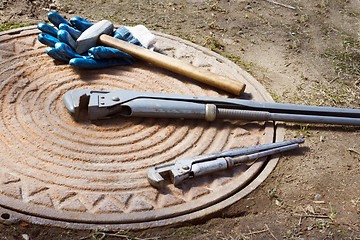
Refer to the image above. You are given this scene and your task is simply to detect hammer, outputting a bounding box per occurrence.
[76,20,246,95]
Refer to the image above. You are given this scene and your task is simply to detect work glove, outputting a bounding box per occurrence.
[37,12,156,69]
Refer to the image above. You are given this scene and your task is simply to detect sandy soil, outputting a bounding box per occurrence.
[0,0,359,239]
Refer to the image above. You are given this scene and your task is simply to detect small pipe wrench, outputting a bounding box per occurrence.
[147,139,304,188]
[63,89,360,125]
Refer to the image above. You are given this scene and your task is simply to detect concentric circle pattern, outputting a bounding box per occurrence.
[0,26,275,227]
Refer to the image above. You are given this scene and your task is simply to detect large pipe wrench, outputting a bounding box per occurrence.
[63,89,360,125]
[147,139,304,188]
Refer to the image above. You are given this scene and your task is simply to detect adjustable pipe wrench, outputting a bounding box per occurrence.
[63,89,360,125]
[147,139,304,188]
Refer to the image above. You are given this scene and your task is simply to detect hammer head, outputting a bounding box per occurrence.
[76,20,114,54]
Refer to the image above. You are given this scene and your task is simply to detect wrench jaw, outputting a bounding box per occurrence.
[63,89,114,121]
[147,163,192,188]
[147,163,176,189]
[147,167,165,189]
[63,89,93,121]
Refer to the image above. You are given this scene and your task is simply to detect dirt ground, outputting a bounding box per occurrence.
[0,0,360,239]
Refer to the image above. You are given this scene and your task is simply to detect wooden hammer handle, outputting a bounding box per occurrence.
[99,34,246,95]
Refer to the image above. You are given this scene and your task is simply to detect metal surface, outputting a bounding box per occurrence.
[0,26,281,229]
[147,139,304,188]
[76,20,114,53]
[63,89,360,124]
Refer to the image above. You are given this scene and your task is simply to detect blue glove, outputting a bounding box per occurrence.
[37,12,144,69]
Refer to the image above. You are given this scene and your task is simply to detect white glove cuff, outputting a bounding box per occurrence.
[126,25,156,50]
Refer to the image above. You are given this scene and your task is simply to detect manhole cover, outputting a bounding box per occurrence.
[0,26,282,230]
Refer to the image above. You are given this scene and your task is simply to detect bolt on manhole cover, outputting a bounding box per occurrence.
[0,26,283,230]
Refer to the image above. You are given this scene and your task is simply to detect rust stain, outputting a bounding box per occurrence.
[0,27,274,226]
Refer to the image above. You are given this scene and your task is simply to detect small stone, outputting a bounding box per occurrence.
[49,3,57,10]
[22,234,30,240]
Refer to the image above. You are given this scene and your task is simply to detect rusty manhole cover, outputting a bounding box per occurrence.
[0,26,282,230]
